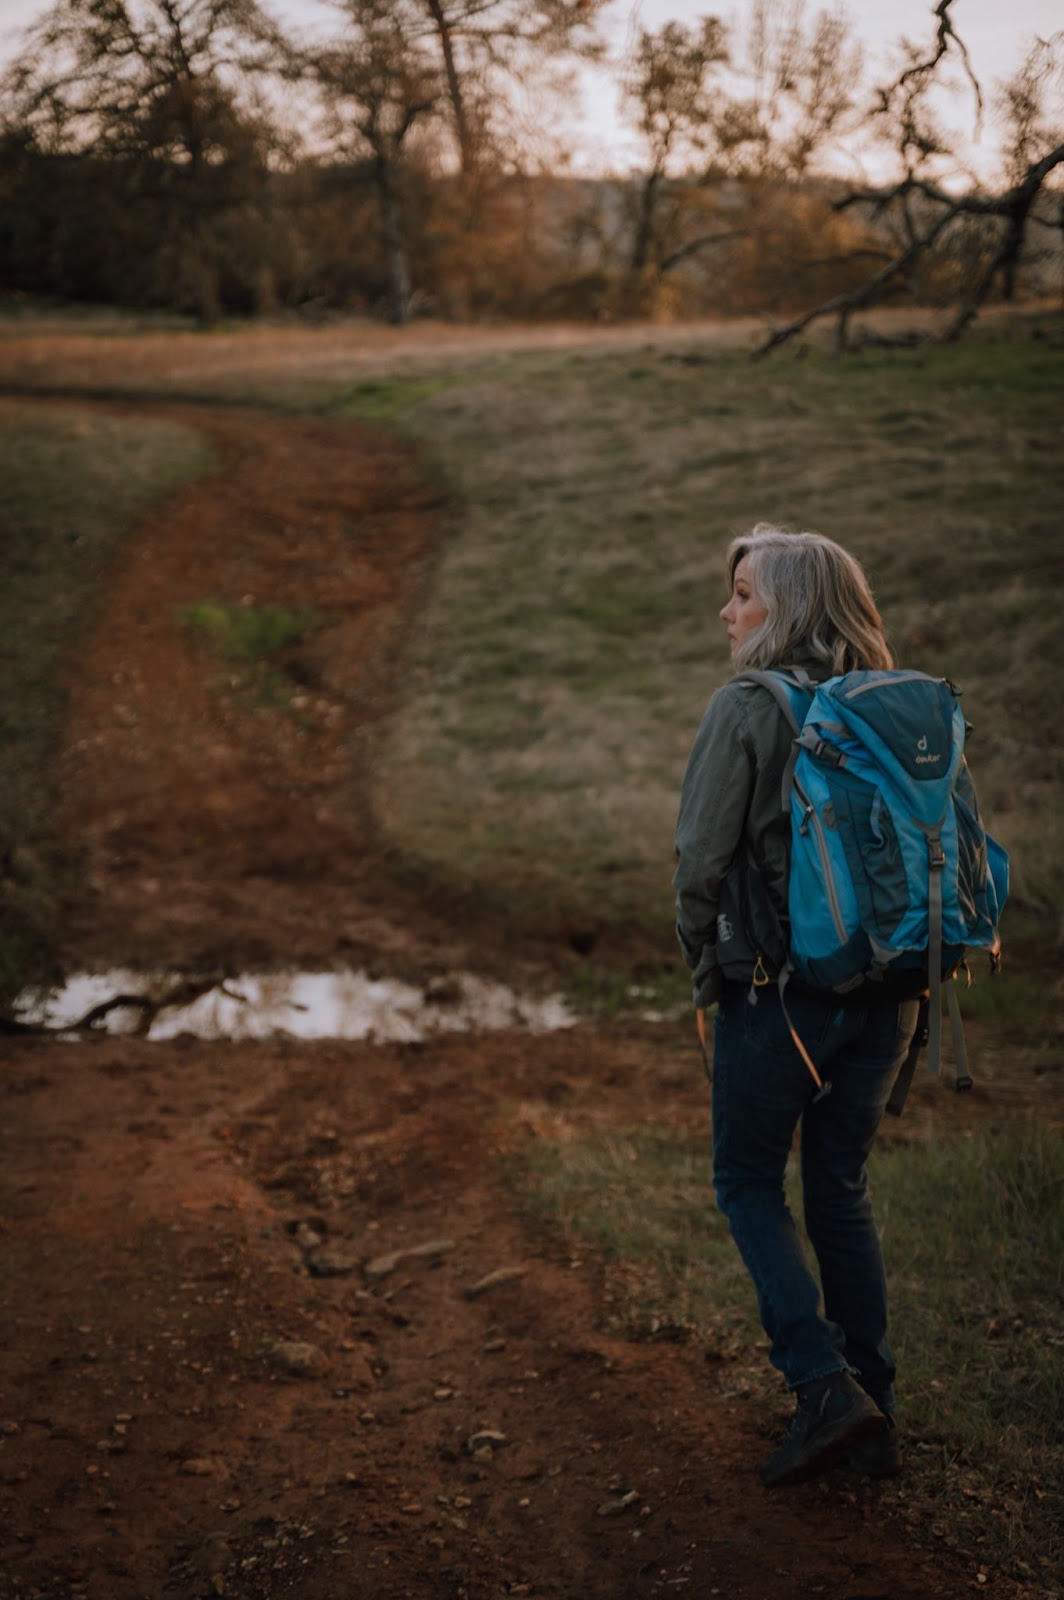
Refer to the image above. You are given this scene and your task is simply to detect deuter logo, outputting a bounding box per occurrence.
[915,733,941,765]
[717,912,734,941]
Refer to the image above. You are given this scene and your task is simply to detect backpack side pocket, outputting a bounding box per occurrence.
[716,857,787,983]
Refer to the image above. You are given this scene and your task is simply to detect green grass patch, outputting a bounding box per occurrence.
[875,1124,1064,1577]
[511,1116,1064,1578]
[512,1125,750,1339]
[0,402,213,1004]
[330,374,470,422]
[955,966,1053,1024]
[177,601,327,721]
[563,962,692,1019]
[177,601,324,664]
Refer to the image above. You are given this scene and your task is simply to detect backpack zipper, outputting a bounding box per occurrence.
[794,774,848,946]
[843,671,932,699]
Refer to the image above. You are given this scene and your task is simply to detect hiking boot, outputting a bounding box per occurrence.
[759,1371,887,1488]
[840,1414,902,1478]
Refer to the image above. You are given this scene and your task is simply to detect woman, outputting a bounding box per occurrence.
[674,524,919,1488]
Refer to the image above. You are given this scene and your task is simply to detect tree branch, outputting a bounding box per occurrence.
[892,0,982,122]
[757,135,1064,356]
[754,206,955,356]
[656,227,749,274]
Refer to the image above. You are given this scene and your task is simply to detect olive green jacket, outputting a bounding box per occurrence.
[673,655,828,1009]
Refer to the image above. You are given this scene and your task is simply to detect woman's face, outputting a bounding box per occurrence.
[720,555,768,657]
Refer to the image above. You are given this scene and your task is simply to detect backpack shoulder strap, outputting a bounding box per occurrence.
[734,668,813,735]
[734,669,816,814]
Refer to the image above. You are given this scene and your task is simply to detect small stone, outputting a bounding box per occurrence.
[306,1245,362,1279]
[181,1458,224,1477]
[597,1490,640,1517]
[464,1266,527,1299]
[268,1340,329,1377]
[466,1430,508,1455]
[364,1239,455,1280]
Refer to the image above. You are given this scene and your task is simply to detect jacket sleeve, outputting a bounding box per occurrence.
[673,685,755,1009]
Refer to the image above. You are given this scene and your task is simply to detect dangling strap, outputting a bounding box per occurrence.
[886,994,930,1117]
[885,981,971,1118]
[948,981,973,1093]
[696,1007,711,1077]
[778,967,831,1101]
[924,827,946,1077]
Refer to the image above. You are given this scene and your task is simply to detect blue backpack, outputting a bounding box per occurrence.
[737,668,1009,1112]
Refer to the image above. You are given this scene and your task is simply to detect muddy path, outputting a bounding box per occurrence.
[40,401,518,983]
[0,394,1045,1600]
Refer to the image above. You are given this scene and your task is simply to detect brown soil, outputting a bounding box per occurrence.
[1,398,1050,1600]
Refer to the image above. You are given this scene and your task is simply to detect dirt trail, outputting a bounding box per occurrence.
[0,395,1033,1600]
[44,402,470,979]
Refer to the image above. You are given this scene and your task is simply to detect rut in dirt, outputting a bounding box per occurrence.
[43,398,496,983]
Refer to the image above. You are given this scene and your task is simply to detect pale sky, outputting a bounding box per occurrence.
[566,0,1062,182]
[0,0,1058,180]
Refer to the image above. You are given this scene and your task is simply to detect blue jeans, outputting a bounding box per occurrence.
[711,981,919,1409]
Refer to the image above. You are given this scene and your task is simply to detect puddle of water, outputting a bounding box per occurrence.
[16,969,576,1043]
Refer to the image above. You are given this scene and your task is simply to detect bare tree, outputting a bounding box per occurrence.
[0,0,289,318]
[998,33,1064,188]
[614,1,866,313]
[414,0,610,179]
[2,0,286,153]
[313,1,440,323]
[621,17,729,279]
[757,2,1064,353]
[718,0,863,181]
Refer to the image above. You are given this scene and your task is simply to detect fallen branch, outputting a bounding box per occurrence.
[756,141,1064,355]
[754,206,953,356]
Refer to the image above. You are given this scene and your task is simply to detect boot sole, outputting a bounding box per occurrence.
[760,1410,887,1488]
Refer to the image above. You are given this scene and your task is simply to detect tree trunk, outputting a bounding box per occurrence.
[630,169,661,274]
[375,146,411,324]
[423,0,475,176]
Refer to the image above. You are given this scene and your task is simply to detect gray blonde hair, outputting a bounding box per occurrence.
[727,524,893,674]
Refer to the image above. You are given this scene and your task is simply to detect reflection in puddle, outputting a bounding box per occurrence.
[17,969,576,1043]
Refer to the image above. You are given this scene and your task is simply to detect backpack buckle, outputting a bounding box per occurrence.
[814,740,845,769]
[927,838,946,871]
